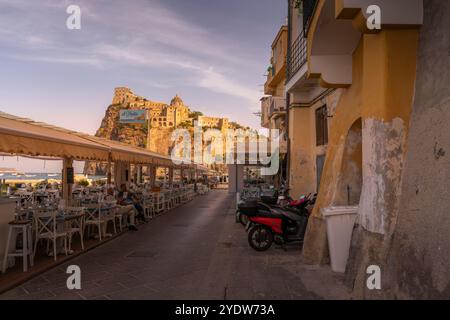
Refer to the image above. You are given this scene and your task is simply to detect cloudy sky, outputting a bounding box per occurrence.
[0,0,287,172]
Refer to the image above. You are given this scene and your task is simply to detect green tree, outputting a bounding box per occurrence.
[177,120,193,129]
[189,111,203,119]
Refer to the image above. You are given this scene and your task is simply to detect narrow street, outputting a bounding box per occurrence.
[0,190,348,300]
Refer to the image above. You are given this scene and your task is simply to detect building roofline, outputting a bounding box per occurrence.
[271,25,288,49]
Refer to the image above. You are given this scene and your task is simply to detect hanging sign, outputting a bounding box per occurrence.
[119,110,147,124]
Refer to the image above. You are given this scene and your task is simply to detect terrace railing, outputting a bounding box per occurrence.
[286,29,307,81]
[286,0,319,81]
[269,96,286,117]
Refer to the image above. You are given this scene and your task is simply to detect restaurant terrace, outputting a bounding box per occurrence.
[0,111,215,293]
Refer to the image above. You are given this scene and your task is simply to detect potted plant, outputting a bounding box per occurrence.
[294,0,304,14]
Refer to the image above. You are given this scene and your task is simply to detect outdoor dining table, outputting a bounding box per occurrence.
[17,207,86,257]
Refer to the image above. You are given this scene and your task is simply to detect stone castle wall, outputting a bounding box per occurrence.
[112,87,226,130]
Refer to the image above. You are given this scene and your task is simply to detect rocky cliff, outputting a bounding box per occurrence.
[84,104,149,175]
[84,90,250,175]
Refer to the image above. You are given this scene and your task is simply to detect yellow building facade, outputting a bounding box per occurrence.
[285,0,426,297]
[259,26,290,186]
[261,27,288,159]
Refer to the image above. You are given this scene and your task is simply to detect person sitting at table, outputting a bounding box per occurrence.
[105,187,138,231]
[117,184,146,224]
[105,188,116,202]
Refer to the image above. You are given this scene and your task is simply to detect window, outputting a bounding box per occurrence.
[316,155,326,192]
[315,105,328,146]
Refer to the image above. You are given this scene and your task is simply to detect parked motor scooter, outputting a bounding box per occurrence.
[237,192,315,226]
[244,196,314,251]
[236,188,278,226]
[284,193,317,215]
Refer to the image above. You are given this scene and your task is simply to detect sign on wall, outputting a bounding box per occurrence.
[66,167,74,185]
[119,109,147,124]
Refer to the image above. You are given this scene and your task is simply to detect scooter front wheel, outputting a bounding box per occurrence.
[248,225,273,251]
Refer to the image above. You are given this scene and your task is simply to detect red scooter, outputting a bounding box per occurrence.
[245,194,315,251]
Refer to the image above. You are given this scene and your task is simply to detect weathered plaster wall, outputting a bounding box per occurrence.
[303,27,419,272]
[358,117,407,235]
[343,30,419,298]
[288,106,316,198]
[384,0,450,299]
[288,90,341,200]
[302,40,364,264]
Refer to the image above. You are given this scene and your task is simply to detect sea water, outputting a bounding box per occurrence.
[0,173,106,181]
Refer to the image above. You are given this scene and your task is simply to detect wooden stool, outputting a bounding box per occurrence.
[1,220,34,273]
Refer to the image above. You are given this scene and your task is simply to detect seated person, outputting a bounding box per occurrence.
[117,184,146,224]
[105,188,116,202]
[106,187,138,231]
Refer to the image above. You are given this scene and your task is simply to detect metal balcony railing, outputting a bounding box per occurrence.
[269,97,286,116]
[286,0,318,81]
[286,29,307,81]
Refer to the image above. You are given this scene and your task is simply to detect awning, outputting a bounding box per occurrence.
[77,135,173,166]
[0,112,110,161]
[0,111,205,169]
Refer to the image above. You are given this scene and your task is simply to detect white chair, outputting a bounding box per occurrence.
[143,196,154,220]
[15,207,31,221]
[103,196,124,232]
[2,220,34,273]
[64,207,86,251]
[33,211,68,262]
[110,206,125,232]
[18,191,34,204]
[164,191,173,211]
[154,193,165,215]
[181,188,189,203]
[101,201,118,235]
[84,204,106,241]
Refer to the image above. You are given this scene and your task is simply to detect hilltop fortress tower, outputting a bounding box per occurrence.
[112,87,227,130]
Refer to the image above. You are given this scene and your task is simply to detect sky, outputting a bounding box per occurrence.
[0,0,287,172]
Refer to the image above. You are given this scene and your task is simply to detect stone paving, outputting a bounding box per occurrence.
[0,189,350,300]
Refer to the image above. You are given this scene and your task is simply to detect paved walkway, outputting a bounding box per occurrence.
[0,190,349,300]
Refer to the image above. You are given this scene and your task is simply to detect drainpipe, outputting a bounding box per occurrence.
[285,0,292,192]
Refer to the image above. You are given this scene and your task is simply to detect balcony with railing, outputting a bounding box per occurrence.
[264,26,288,96]
[286,29,307,81]
[286,0,319,82]
[261,96,286,129]
[269,96,286,118]
[260,97,271,129]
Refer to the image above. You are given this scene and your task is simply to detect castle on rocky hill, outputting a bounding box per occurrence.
[84,87,242,175]
[112,87,228,131]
